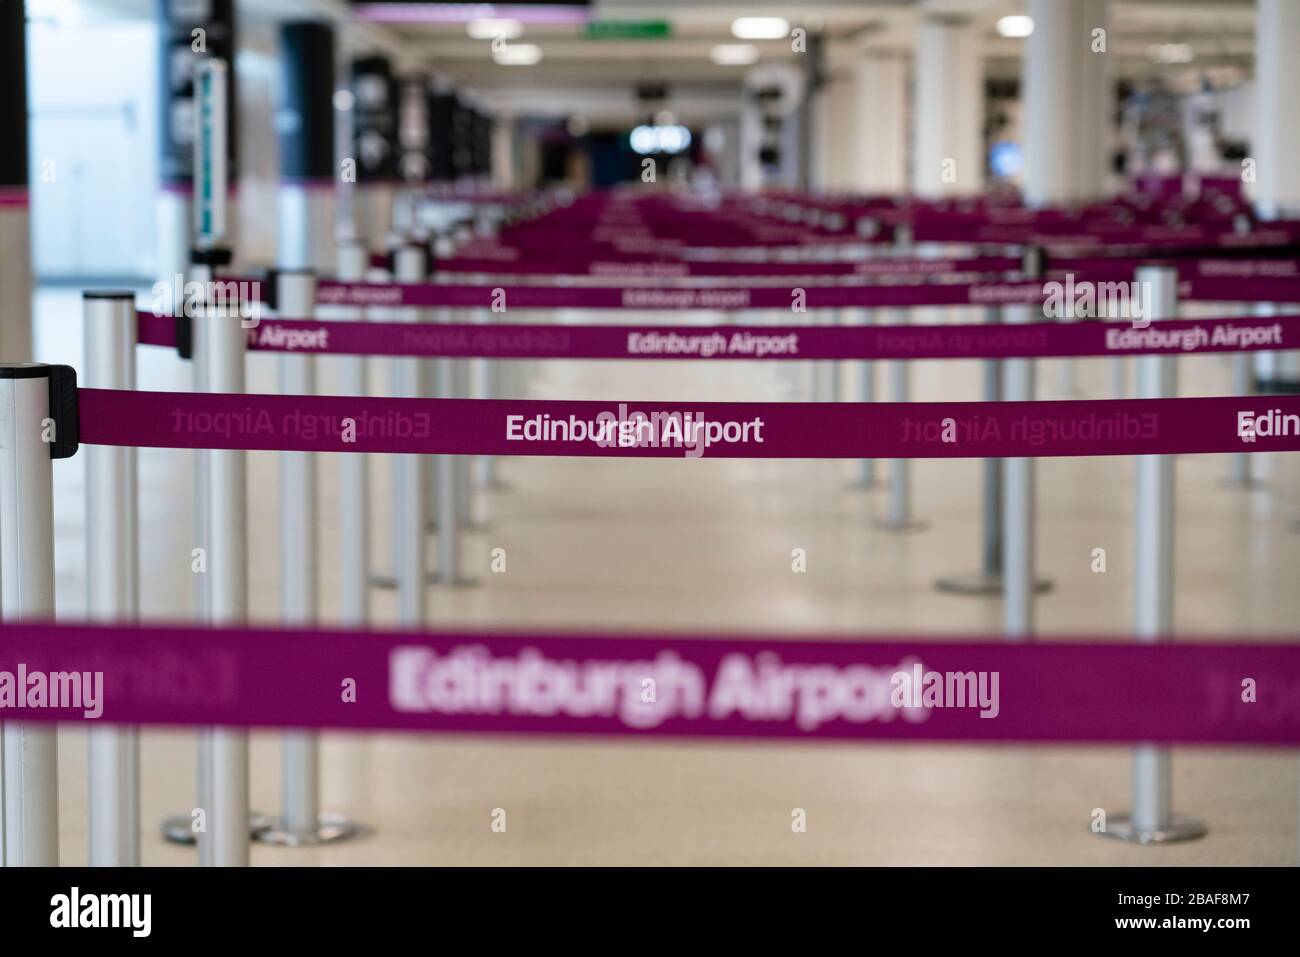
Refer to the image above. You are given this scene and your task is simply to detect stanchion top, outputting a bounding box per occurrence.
[0,363,56,378]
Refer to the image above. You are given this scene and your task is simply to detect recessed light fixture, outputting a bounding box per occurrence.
[630,125,693,156]
[711,43,759,66]
[492,43,543,66]
[468,18,524,40]
[996,15,1034,38]
[731,17,789,40]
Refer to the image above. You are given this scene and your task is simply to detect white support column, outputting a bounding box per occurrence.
[848,53,907,195]
[1253,0,1300,219]
[1022,0,1111,397]
[84,292,141,867]
[809,69,847,192]
[0,366,59,867]
[913,14,982,197]
[1252,0,1300,389]
[1022,0,1112,206]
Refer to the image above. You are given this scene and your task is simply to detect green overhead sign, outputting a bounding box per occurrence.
[584,20,672,40]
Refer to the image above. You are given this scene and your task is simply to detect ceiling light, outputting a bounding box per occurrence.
[996,15,1034,38]
[630,125,692,156]
[492,43,542,66]
[731,17,789,40]
[467,18,523,40]
[711,43,759,66]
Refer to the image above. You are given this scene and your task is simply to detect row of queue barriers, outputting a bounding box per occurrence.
[2,193,1300,867]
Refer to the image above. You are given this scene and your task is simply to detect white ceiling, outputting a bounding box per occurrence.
[358,1,1256,84]
[52,0,1261,121]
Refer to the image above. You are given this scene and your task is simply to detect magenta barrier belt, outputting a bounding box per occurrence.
[136,311,1300,361]
[438,255,1025,277]
[314,279,1020,309]
[75,390,1300,459]
[434,254,1299,281]
[314,276,1300,309]
[1,622,1297,745]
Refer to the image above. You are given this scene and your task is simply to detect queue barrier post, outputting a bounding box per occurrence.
[0,364,63,866]
[936,305,1006,595]
[336,241,371,624]
[393,245,430,625]
[366,245,435,592]
[847,306,877,488]
[161,60,270,845]
[1228,348,1256,487]
[828,309,846,402]
[1228,302,1275,489]
[257,270,358,846]
[452,342,478,532]
[434,304,477,586]
[83,291,140,866]
[1228,213,1260,488]
[158,266,211,856]
[1002,248,1045,639]
[197,289,252,867]
[1101,263,1208,845]
[876,225,925,532]
[472,305,505,489]
[160,279,271,849]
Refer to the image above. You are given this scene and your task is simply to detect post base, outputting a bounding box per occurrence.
[370,570,438,590]
[873,518,927,533]
[161,813,275,845]
[253,814,361,847]
[1218,476,1266,490]
[432,574,480,588]
[934,573,1054,596]
[1096,814,1208,845]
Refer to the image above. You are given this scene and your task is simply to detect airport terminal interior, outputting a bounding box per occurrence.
[1,0,1299,870]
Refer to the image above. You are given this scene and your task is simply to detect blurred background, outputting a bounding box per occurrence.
[21,0,1290,282]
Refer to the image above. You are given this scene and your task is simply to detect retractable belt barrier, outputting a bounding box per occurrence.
[2,621,1298,746]
[73,388,1300,459]
[432,253,1300,278]
[300,275,1300,310]
[137,310,1300,361]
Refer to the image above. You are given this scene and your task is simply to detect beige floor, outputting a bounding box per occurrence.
[30,290,1300,865]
